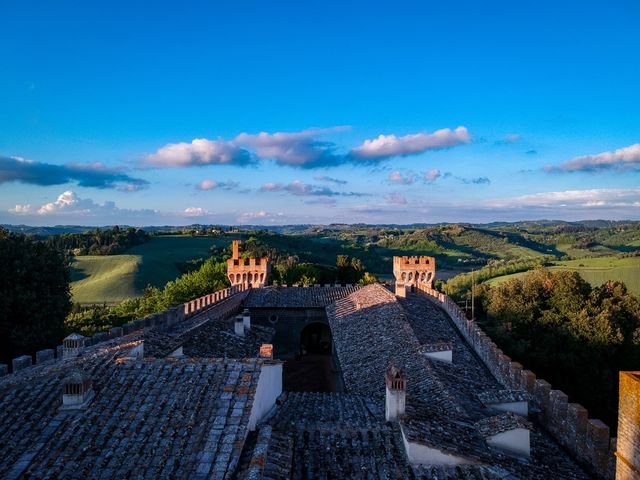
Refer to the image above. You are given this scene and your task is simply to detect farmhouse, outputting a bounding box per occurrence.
[0,243,636,479]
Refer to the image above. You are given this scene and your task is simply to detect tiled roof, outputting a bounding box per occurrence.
[0,344,266,480]
[244,285,361,308]
[475,412,533,438]
[319,285,591,479]
[477,389,529,406]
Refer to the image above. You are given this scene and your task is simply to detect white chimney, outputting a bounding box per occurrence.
[60,369,94,411]
[62,333,87,359]
[243,309,251,331]
[395,282,407,298]
[385,365,407,422]
[235,316,244,336]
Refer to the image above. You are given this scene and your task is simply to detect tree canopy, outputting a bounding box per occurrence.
[481,267,640,428]
[0,229,72,364]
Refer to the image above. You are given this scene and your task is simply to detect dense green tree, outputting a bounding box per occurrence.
[0,229,72,364]
[481,268,640,429]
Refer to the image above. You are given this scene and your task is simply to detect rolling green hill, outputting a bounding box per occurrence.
[70,235,227,304]
[487,256,640,297]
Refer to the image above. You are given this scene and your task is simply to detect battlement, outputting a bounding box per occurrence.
[227,240,270,287]
[393,255,436,289]
[0,283,250,378]
[393,256,434,267]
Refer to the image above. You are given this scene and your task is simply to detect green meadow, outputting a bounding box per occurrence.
[70,235,227,304]
[488,256,640,297]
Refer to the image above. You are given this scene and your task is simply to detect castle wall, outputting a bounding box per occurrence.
[416,283,616,479]
[2,283,250,375]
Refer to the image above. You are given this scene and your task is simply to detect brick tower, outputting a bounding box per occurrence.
[227,240,270,287]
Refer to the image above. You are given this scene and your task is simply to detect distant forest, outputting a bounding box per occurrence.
[45,226,149,255]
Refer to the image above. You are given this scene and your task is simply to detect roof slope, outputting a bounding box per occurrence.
[245,285,361,308]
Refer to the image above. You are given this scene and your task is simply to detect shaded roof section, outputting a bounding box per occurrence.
[244,285,361,308]
[0,344,265,480]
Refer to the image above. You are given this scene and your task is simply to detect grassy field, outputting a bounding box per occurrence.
[487,256,640,297]
[70,235,227,304]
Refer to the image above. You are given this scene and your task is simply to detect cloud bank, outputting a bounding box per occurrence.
[9,191,156,217]
[195,179,240,191]
[146,126,471,169]
[260,180,364,197]
[0,156,148,190]
[350,126,471,160]
[145,138,252,168]
[549,143,640,173]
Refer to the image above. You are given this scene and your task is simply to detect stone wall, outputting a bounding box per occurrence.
[1,283,249,376]
[416,284,616,480]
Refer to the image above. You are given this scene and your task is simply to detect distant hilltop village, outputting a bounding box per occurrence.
[0,240,638,479]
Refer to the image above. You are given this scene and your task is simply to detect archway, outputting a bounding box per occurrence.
[300,322,331,355]
[283,322,335,392]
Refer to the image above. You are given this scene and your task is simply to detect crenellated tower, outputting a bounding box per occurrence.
[227,240,270,287]
[393,255,436,294]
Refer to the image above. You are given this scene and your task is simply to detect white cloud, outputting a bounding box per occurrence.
[486,188,640,209]
[424,169,441,183]
[184,207,210,216]
[350,126,471,160]
[8,204,35,214]
[195,179,239,191]
[388,171,414,185]
[550,143,640,173]
[146,138,252,168]
[196,180,219,190]
[8,190,157,218]
[504,133,521,143]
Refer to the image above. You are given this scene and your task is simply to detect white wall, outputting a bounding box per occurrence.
[489,401,528,416]
[248,363,283,430]
[385,386,406,421]
[425,350,452,363]
[400,426,474,466]
[486,428,530,457]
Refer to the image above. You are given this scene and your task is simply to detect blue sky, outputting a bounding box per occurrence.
[1,0,639,225]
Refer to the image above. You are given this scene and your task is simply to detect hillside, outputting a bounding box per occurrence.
[488,255,640,297]
[70,235,226,304]
[65,221,640,304]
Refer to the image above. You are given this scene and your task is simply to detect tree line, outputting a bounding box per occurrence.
[46,226,149,256]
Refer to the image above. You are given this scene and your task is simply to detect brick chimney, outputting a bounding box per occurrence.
[60,369,94,411]
[259,344,273,359]
[232,239,240,259]
[395,282,407,298]
[616,371,640,479]
[385,365,407,422]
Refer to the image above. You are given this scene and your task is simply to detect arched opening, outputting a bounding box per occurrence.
[283,322,336,392]
[300,322,331,355]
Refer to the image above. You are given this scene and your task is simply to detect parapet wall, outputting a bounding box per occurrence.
[0,283,250,377]
[416,284,616,480]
